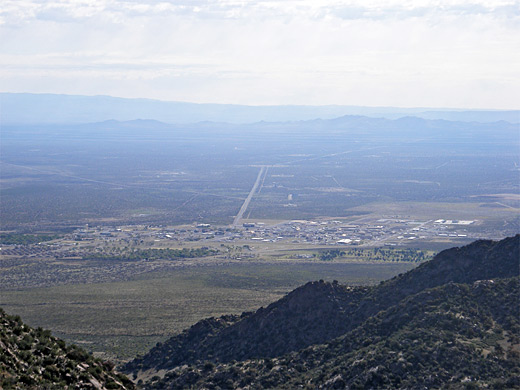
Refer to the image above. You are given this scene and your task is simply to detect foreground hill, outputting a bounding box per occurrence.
[124,235,520,388]
[125,236,519,373]
[0,308,134,389]
[147,277,520,389]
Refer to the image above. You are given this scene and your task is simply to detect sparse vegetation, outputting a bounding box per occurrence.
[0,308,134,389]
[146,277,520,389]
[0,233,60,245]
[0,114,519,388]
[124,236,520,389]
[1,118,518,231]
[0,262,414,361]
[315,248,431,262]
[82,247,218,261]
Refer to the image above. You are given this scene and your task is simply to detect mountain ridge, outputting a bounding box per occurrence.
[150,277,519,389]
[124,235,520,389]
[125,235,519,375]
[2,93,518,125]
[3,114,518,145]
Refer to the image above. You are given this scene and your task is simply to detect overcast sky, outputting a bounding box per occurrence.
[1,0,519,109]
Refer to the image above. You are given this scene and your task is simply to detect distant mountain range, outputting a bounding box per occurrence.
[124,235,520,389]
[1,93,519,125]
[3,112,518,146]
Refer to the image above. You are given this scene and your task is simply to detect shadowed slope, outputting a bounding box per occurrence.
[125,235,519,376]
[153,277,519,389]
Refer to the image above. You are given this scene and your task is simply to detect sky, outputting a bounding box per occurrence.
[1,0,519,109]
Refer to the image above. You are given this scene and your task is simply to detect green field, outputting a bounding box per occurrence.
[0,262,415,362]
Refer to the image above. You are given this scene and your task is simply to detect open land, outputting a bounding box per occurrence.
[0,117,518,362]
[0,262,416,362]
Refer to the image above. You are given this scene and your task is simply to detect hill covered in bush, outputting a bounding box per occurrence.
[0,308,134,389]
[125,235,520,389]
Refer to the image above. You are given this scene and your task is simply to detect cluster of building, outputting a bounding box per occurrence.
[87,217,477,248]
[0,217,479,261]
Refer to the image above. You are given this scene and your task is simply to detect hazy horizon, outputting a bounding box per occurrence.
[2,91,519,111]
[2,92,519,125]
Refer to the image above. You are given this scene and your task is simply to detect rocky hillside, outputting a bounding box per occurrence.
[124,282,371,374]
[0,308,134,389]
[148,277,520,389]
[373,234,520,302]
[125,235,520,377]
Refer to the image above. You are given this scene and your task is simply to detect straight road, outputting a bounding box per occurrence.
[232,166,267,227]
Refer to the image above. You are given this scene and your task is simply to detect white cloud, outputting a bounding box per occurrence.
[0,0,519,108]
[2,0,519,23]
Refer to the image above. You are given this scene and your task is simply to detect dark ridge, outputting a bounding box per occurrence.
[124,283,370,373]
[362,234,520,317]
[154,277,519,389]
[384,234,520,290]
[125,235,519,375]
[123,314,242,373]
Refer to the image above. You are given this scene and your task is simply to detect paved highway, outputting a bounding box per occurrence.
[232,166,266,227]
